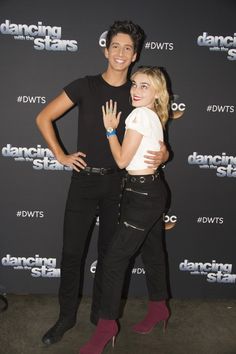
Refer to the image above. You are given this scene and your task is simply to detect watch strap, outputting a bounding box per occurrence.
[106,129,117,138]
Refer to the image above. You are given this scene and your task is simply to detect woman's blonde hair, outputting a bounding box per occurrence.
[131,66,170,126]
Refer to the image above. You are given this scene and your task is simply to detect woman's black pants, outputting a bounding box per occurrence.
[99,173,169,319]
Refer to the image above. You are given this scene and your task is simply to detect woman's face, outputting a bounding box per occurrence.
[130,73,158,110]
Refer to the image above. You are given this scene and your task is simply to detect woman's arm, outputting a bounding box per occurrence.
[107,129,143,169]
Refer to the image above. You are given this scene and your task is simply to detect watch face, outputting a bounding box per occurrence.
[107,127,114,133]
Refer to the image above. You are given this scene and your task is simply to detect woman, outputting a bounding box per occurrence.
[79,66,170,354]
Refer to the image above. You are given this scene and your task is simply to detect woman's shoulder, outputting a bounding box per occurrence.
[128,107,150,118]
[132,107,147,114]
[132,107,158,116]
[126,107,143,122]
[126,107,151,130]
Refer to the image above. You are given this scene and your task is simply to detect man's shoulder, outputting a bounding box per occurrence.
[64,74,101,91]
[67,74,101,84]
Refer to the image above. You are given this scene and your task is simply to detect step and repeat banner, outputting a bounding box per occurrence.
[0,0,235,298]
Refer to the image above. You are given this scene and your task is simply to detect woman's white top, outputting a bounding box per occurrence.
[125,107,163,171]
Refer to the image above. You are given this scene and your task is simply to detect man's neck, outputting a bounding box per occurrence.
[102,68,128,87]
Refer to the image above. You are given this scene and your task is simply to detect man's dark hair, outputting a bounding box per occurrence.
[106,20,146,54]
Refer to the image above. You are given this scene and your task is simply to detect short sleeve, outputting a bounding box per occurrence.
[63,77,85,104]
[125,108,150,136]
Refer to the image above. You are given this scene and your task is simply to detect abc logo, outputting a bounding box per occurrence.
[99,31,108,48]
[90,260,97,274]
[164,215,177,230]
[171,101,186,119]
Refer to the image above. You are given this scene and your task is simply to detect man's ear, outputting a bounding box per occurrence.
[104,47,109,59]
[132,52,137,62]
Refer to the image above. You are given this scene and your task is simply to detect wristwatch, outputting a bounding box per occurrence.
[106,127,116,138]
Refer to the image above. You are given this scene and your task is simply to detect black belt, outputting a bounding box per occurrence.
[126,172,159,184]
[81,166,120,175]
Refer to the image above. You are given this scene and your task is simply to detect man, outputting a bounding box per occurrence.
[36,20,169,345]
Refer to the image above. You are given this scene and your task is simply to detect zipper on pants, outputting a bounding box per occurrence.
[125,187,148,196]
[124,221,145,231]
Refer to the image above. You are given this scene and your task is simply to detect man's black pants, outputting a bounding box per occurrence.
[59,170,123,320]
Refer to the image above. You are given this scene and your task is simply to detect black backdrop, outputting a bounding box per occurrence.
[0,0,235,299]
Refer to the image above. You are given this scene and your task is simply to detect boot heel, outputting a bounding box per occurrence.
[112,335,116,348]
[79,319,118,354]
[163,319,168,333]
[132,300,170,335]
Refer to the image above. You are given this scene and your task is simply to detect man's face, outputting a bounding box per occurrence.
[105,33,137,72]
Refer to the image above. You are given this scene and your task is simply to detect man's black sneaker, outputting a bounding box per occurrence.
[42,317,76,345]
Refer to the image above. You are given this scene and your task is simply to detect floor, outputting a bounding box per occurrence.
[0,295,236,354]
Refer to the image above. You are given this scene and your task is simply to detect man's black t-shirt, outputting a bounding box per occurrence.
[64,74,132,168]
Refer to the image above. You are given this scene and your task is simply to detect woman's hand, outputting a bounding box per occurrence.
[102,99,121,130]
